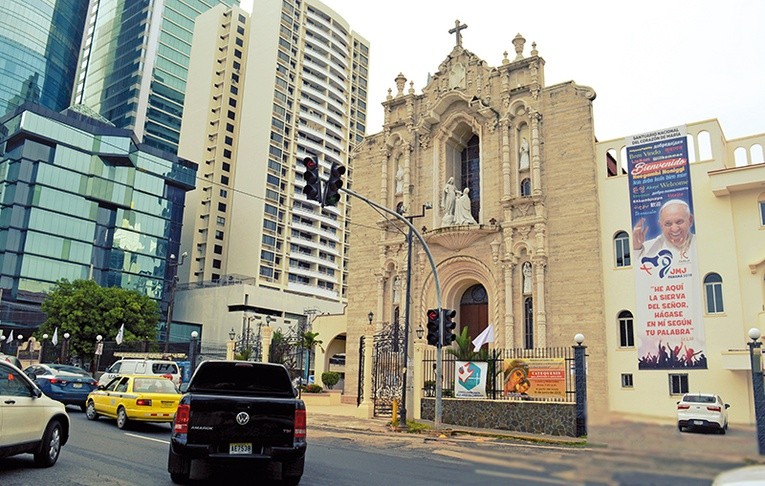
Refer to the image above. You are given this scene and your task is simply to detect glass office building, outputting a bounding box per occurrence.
[73,0,238,155]
[0,104,196,331]
[0,0,89,115]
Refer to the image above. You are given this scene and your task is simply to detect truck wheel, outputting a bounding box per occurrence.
[34,420,62,467]
[170,472,190,484]
[85,401,99,420]
[116,407,129,429]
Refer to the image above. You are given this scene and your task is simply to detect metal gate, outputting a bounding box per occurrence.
[356,323,405,416]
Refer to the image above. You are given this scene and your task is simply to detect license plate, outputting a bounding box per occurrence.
[230,443,252,454]
[161,401,175,408]
[693,420,704,425]
[72,383,83,388]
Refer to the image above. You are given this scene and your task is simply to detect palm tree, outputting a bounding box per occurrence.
[445,327,496,394]
[299,331,324,382]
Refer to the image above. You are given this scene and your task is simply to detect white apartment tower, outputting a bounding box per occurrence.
[179,1,369,310]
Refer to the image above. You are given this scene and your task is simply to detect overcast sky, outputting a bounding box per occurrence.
[242,0,765,142]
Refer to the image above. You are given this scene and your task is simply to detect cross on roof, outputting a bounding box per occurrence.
[449,20,467,47]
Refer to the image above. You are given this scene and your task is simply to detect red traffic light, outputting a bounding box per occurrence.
[303,156,317,170]
[427,309,438,320]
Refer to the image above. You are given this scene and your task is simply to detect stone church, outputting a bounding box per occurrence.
[344,26,608,418]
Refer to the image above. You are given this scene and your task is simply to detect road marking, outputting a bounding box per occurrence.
[125,433,169,444]
[476,469,583,485]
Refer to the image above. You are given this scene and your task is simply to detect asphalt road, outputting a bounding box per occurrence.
[0,407,754,485]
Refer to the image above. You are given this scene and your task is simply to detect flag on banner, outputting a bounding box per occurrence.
[52,327,59,346]
[6,330,13,343]
[472,324,495,352]
[115,323,124,345]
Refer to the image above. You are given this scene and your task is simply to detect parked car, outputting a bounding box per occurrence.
[0,353,23,369]
[0,360,70,467]
[713,465,765,485]
[99,359,181,387]
[676,392,729,433]
[25,363,98,411]
[86,375,181,429]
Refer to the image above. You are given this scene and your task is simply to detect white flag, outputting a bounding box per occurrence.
[472,324,495,352]
[6,330,13,343]
[115,323,124,345]
[52,327,59,346]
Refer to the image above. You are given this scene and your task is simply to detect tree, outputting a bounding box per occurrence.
[299,330,323,379]
[269,329,294,367]
[38,279,160,362]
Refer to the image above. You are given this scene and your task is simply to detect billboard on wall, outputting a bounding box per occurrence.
[626,126,706,370]
[454,361,488,398]
[502,358,566,399]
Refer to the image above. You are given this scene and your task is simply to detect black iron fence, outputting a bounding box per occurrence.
[423,346,577,402]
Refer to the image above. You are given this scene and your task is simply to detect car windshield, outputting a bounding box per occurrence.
[683,395,716,403]
[49,365,90,376]
[189,362,293,396]
[152,363,178,374]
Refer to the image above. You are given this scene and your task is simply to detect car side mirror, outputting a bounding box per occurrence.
[32,387,42,398]
[97,384,106,390]
[179,383,189,393]
[25,371,37,381]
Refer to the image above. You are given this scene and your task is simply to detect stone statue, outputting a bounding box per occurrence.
[519,137,530,170]
[522,262,532,294]
[392,276,400,303]
[442,177,456,225]
[454,187,477,225]
[395,164,404,194]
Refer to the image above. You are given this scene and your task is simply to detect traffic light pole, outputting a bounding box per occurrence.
[341,188,446,428]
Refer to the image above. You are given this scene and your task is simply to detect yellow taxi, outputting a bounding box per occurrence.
[85,374,180,429]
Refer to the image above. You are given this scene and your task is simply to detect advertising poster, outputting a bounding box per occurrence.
[454,361,488,398]
[626,126,706,370]
[503,358,566,399]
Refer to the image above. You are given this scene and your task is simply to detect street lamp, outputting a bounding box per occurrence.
[42,333,48,363]
[367,311,374,326]
[748,327,765,455]
[255,316,275,362]
[17,334,23,362]
[61,332,70,363]
[573,333,588,438]
[95,335,103,376]
[164,251,188,353]
[189,331,199,374]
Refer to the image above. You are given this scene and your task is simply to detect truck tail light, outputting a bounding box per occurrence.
[136,399,152,406]
[707,405,721,412]
[174,404,190,434]
[677,404,690,410]
[294,408,306,440]
[161,373,173,380]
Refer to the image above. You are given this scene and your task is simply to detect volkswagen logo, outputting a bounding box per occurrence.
[236,412,250,425]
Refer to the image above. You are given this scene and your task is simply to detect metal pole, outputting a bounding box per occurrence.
[164,253,186,353]
[748,336,765,454]
[398,225,414,428]
[342,188,444,428]
[574,339,588,438]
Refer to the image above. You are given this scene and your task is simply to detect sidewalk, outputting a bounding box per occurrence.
[304,401,765,464]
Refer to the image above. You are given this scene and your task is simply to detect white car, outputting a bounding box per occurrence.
[0,361,70,466]
[676,392,729,433]
[713,465,765,485]
[99,358,181,387]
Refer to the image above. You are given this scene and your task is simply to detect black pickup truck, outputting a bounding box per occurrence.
[167,361,306,484]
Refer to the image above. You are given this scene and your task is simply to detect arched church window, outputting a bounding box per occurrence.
[460,134,480,222]
[524,297,533,349]
[520,178,531,197]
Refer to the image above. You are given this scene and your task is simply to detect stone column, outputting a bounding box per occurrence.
[412,341,425,420]
[530,112,542,195]
[501,119,511,199]
[226,340,235,360]
[403,141,412,213]
[261,326,273,363]
[534,259,547,347]
[355,326,376,418]
[503,261,515,348]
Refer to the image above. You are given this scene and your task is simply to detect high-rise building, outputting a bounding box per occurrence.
[0,103,196,332]
[175,1,369,345]
[0,0,89,115]
[72,0,238,155]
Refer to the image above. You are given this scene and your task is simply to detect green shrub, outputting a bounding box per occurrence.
[303,384,323,393]
[321,371,340,389]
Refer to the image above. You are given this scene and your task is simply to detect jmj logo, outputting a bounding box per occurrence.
[640,249,673,278]
[457,362,482,390]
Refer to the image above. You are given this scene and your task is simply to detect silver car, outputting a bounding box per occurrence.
[676,392,729,433]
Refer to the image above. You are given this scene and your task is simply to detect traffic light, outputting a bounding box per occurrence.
[322,161,345,207]
[442,309,457,346]
[426,308,439,346]
[302,156,322,203]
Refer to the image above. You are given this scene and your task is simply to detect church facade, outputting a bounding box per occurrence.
[343,29,609,418]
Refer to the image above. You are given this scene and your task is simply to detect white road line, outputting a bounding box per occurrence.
[475,468,583,485]
[124,433,169,445]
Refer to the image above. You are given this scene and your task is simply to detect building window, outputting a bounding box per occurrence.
[228,98,237,107]
[523,297,533,349]
[520,178,531,197]
[215,230,224,240]
[226,123,234,132]
[759,198,765,225]
[235,37,243,47]
[669,374,688,395]
[220,189,228,197]
[218,202,227,212]
[230,86,238,95]
[222,162,231,172]
[225,136,233,146]
[227,111,235,120]
[704,273,724,314]
[618,310,634,347]
[216,216,225,226]
[223,149,232,159]
[621,374,633,388]
[238,13,246,23]
[460,134,480,222]
[614,231,631,267]
[221,175,229,185]
[232,73,239,83]
[213,244,223,254]
[212,259,222,269]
